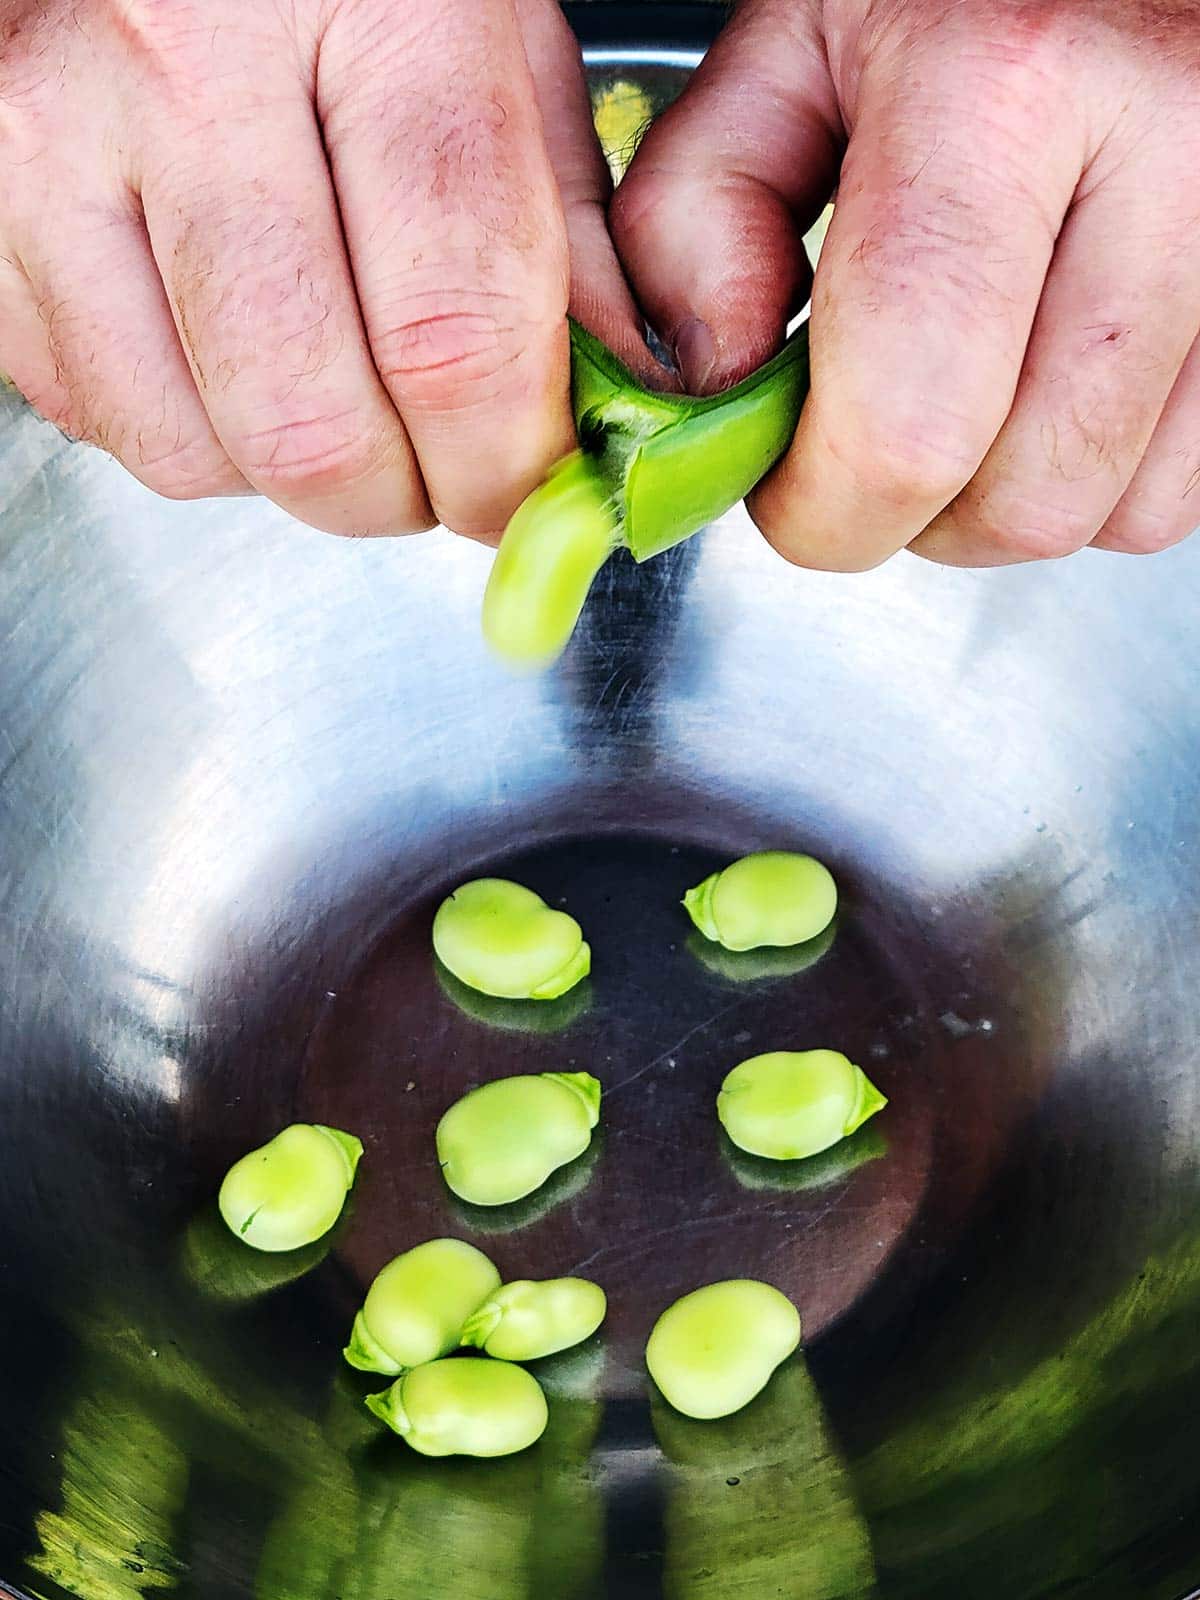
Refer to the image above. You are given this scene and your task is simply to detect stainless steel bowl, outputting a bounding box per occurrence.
[3,9,1200,1599]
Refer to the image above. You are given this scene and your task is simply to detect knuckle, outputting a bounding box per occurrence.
[237,409,387,498]
[373,287,561,413]
[106,0,209,85]
[135,432,239,500]
[746,487,889,574]
[1098,501,1195,557]
[822,400,982,509]
[970,493,1097,561]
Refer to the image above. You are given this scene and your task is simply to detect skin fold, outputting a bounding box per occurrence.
[0,0,1196,566]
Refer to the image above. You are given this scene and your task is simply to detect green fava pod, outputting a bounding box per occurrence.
[482,319,810,670]
[461,1278,607,1362]
[432,877,591,1001]
[437,1072,602,1207]
[366,1358,549,1458]
[646,1280,801,1420]
[217,1123,362,1253]
[344,1238,501,1377]
[718,1050,888,1161]
[684,850,837,951]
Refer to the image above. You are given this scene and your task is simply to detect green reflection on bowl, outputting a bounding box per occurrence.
[436,958,593,1034]
[180,1201,343,1301]
[721,1122,887,1193]
[686,919,837,983]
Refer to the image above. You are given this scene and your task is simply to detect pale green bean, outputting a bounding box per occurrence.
[717,1050,887,1161]
[366,1358,549,1457]
[683,851,836,951]
[437,1071,602,1207]
[432,878,590,1001]
[646,1280,801,1420]
[218,1123,362,1253]
[480,451,619,672]
[461,1278,607,1361]
[344,1238,501,1376]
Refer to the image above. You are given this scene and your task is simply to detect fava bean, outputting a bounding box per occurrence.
[646,1280,801,1420]
[683,851,836,951]
[366,1358,549,1458]
[481,451,620,672]
[344,1238,501,1377]
[433,878,590,1001]
[461,1278,607,1362]
[717,1050,887,1161]
[218,1123,362,1253]
[437,1072,602,1207]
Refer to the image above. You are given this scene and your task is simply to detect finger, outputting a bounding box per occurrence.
[1092,334,1200,555]
[10,208,248,497]
[516,0,670,387]
[610,0,841,392]
[137,65,430,537]
[750,36,1082,571]
[318,0,572,542]
[914,155,1200,566]
[0,247,70,426]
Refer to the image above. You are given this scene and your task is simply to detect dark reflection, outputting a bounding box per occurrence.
[16,1279,607,1600]
[651,1359,878,1599]
[8,803,1200,1600]
[18,1284,319,1600]
[256,1377,604,1600]
[528,1335,607,1400]
[447,1136,605,1237]
[560,540,703,765]
[26,1366,189,1600]
[808,849,1200,1599]
[722,1123,887,1194]
[836,1200,1200,1600]
[179,1204,346,1304]
[685,920,837,983]
[435,960,594,1035]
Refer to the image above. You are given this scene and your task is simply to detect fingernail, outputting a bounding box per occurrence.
[673,316,718,394]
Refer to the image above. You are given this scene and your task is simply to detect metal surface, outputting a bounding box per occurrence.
[3,16,1200,1600]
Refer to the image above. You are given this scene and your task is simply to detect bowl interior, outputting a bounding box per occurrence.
[3,36,1200,1600]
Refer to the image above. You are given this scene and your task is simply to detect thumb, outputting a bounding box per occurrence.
[610,0,842,394]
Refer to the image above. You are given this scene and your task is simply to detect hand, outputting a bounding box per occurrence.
[612,0,1200,567]
[0,0,649,541]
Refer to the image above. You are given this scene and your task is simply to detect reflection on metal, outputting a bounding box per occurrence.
[585,47,705,70]
[653,1360,877,1599]
[29,1395,185,1600]
[592,80,656,182]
